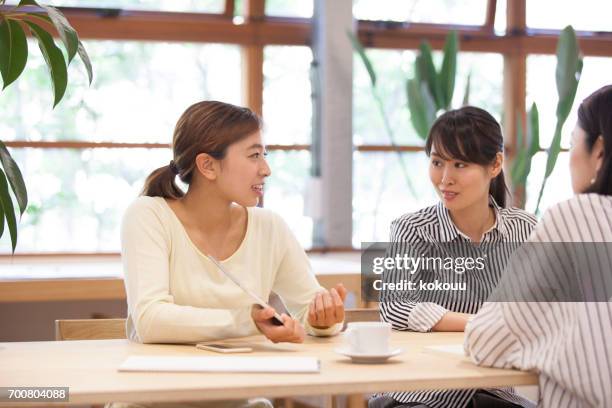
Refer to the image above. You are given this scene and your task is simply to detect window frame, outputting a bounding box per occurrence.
[3,0,612,256]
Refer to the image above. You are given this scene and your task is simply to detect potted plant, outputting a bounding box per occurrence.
[0,0,92,252]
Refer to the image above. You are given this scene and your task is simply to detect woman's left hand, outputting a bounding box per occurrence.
[307,283,347,329]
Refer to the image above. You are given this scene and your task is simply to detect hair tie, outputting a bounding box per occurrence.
[169,160,179,175]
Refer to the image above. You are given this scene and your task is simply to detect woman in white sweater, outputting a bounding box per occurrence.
[465,85,612,407]
[117,101,346,407]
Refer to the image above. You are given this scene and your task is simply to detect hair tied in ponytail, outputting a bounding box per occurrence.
[169,160,179,175]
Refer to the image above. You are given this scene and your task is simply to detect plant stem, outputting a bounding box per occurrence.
[371,87,418,197]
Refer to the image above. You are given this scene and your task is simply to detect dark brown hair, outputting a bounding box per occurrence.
[141,101,262,199]
[425,106,509,207]
[578,85,612,196]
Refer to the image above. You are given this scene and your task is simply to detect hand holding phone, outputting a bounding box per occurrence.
[251,305,305,344]
[206,255,285,325]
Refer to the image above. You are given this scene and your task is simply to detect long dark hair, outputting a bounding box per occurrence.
[141,101,262,198]
[425,106,509,207]
[578,85,612,196]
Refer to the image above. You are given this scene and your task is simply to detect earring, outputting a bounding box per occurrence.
[590,177,597,185]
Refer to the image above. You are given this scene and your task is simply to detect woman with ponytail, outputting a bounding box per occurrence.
[373,107,538,408]
[121,101,345,356]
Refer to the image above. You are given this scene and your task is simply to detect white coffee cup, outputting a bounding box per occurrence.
[345,321,391,354]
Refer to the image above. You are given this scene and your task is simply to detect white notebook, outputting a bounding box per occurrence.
[118,356,320,373]
[424,344,466,357]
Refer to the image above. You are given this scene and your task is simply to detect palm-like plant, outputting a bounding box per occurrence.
[510,26,583,213]
[0,0,92,251]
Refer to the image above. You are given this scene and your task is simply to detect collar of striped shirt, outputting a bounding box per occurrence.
[433,196,508,242]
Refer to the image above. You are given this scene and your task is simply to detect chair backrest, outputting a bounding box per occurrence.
[55,318,127,341]
[343,308,380,330]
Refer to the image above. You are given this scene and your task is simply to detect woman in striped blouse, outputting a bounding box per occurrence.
[373,106,537,408]
[465,86,612,408]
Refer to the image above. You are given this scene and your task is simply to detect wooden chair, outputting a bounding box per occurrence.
[54,319,126,408]
[54,318,127,341]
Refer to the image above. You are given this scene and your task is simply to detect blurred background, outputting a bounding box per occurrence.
[2,0,611,254]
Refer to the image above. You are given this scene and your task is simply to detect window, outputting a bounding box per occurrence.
[353,0,488,25]
[353,151,438,246]
[45,0,225,13]
[524,55,612,215]
[263,46,313,145]
[524,152,572,214]
[493,0,507,34]
[262,46,314,248]
[527,0,612,32]
[527,55,612,150]
[265,151,313,248]
[0,148,168,252]
[1,41,241,143]
[265,0,313,18]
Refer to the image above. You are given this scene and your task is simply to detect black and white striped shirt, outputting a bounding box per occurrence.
[465,194,612,408]
[380,198,537,408]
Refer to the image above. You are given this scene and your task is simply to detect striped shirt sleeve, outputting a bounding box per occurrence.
[380,217,448,332]
[464,194,612,408]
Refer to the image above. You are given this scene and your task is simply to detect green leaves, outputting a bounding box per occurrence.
[406,31,461,139]
[347,30,376,87]
[416,42,443,109]
[555,26,582,121]
[0,142,27,253]
[43,6,78,63]
[25,20,67,107]
[407,79,436,140]
[1,0,93,100]
[462,71,471,106]
[0,1,93,251]
[439,31,458,109]
[0,168,18,252]
[535,25,583,213]
[0,18,28,89]
[0,141,27,216]
[511,103,540,188]
[77,39,93,85]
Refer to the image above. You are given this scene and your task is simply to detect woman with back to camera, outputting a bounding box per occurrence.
[115,101,346,408]
[465,85,612,407]
[372,106,537,407]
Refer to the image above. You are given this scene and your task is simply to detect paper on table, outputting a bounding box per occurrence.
[118,356,320,373]
[424,344,466,357]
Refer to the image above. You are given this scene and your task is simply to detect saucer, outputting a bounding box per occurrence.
[334,347,403,364]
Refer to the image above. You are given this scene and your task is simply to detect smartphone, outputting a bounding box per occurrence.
[195,343,253,353]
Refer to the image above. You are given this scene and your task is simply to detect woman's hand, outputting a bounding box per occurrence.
[251,306,305,343]
[308,284,347,329]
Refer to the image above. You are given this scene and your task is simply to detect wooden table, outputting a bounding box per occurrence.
[0,332,537,407]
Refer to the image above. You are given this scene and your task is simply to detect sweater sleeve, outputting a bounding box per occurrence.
[121,198,256,344]
[270,214,342,337]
